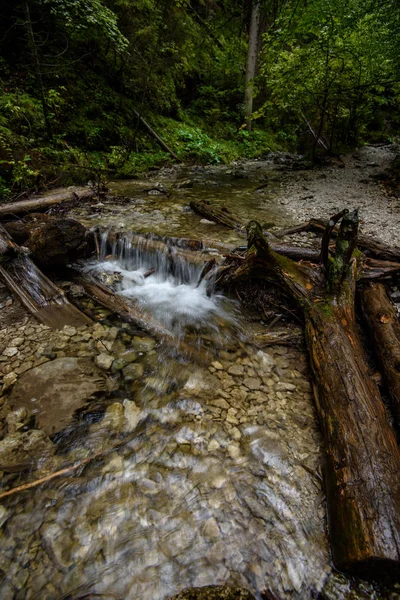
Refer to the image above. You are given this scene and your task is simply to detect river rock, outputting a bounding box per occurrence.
[8,357,106,435]
[243,377,262,390]
[0,429,55,471]
[123,363,144,381]
[27,218,94,266]
[131,336,156,352]
[169,586,255,599]
[95,352,114,370]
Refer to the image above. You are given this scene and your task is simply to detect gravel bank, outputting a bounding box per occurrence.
[277,145,400,246]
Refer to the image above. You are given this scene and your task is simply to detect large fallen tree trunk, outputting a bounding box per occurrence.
[217,214,400,579]
[0,187,93,218]
[360,282,400,429]
[0,225,92,328]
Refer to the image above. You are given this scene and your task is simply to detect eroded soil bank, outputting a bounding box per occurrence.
[0,145,399,600]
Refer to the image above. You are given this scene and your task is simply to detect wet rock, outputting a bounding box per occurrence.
[120,350,139,363]
[276,382,296,392]
[123,399,142,432]
[28,218,94,266]
[9,357,106,435]
[208,439,220,452]
[0,505,8,528]
[131,336,156,352]
[0,429,54,471]
[123,363,144,381]
[6,408,28,433]
[175,179,194,189]
[41,523,74,571]
[95,352,114,370]
[2,371,17,391]
[243,377,262,391]
[3,347,18,358]
[211,361,223,371]
[209,398,230,410]
[111,357,126,371]
[228,364,244,376]
[101,402,125,430]
[169,586,255,599]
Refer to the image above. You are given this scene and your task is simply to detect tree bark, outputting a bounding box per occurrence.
[218,215,400,579]
[0,187,92,218]
[0,225,92,328]
[360,282,400,429]
[244,0,261,131]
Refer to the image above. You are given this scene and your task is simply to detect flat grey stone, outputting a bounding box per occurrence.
[9,357,106,435]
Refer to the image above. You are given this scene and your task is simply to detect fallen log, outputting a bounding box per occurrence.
[274,218,400,262]
[70,272,210,364]
[360,282,400,428]
[216,214,400,579]
[190,200,400,280]
[190,199,246,230]
[0,225,92,328]
[0,187,93,218]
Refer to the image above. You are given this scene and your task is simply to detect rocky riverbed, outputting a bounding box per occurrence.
[0,146,400,599]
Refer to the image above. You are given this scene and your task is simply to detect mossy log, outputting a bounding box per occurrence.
[218,214,400,580]
[360,282,400,428]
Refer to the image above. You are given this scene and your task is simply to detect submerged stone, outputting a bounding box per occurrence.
[9,357,106,435]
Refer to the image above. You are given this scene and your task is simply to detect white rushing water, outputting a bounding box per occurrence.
[87,231,240,338]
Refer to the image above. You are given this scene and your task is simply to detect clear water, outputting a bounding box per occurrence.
[0,165,393,600]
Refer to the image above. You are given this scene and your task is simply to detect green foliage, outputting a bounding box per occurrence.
[258,0,399,152]
[43,0,129,51]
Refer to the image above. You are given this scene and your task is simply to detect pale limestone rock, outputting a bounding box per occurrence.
[95,353,114,370]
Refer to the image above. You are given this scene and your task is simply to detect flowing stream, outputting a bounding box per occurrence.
[0,161,393,600]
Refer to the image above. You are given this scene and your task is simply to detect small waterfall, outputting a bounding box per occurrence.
[90,229,239,338]
[95,229,202,285]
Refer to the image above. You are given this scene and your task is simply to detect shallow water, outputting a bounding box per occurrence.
[0,163,397,600]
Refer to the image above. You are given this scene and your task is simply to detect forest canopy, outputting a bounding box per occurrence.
[0,0,399,198]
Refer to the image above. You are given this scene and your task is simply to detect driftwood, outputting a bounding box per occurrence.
[190,199,246,230]
[274,218,400,262]
[215,214,400,579]
[0,225,92,328]
[190,199,400,279]
[360,282,400,428]
[0,187,93,218]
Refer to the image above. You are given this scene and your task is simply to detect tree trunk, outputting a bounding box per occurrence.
[0,226,92,328]
[219,215,400,579]
[360,281,400,429]
[132,109,181,162]
[0,187,92,218]
[244,0,261,131]
[23,1,52,141]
